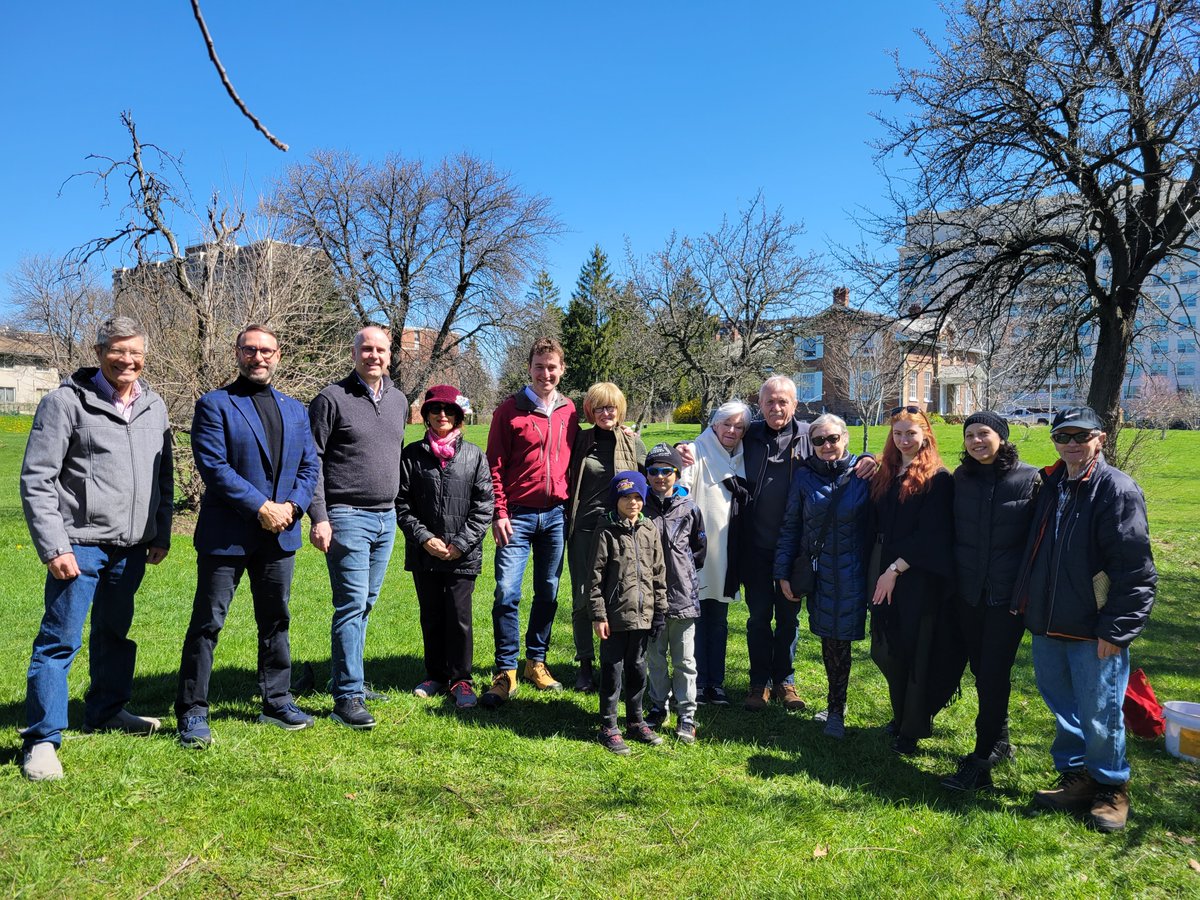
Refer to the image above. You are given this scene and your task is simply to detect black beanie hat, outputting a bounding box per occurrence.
[964,411,1010,442]
[645,442,684,472]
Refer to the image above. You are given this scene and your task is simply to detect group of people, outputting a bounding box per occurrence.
[17,323,1157,834]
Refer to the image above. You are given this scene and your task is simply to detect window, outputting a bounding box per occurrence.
[798,336,824,360]
[1183,294,1198,309]
[0,387,13,403]
[1182,270,1198,284]
[1149,362,1169,377]
[795,371,823,403]
[1177,362,1196,377]
[922,372,932,403]
[907,371,918,401]
[1151,340,1170,355]
[1179,341,1196,354]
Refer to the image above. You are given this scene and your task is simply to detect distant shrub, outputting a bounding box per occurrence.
[926,412,947,426]
[943,414,965,425]
[673,398,702,424]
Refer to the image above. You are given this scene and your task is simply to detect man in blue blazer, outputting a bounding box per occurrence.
[175,324,320,747]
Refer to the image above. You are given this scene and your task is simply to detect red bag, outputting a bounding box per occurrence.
[1123,667,1165,739]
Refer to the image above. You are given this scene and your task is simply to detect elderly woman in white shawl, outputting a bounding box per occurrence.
[679,400,751,705]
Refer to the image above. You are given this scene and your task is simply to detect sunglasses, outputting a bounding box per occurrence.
[811,433,843,447]
[425,403,455,416]
[646,466,677,477]
[1051,431,1100,444]
[890,405,923,417]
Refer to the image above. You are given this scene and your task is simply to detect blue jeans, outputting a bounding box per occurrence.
[25,543,148,747]
[491,504,564,671]
[744,548,800,687]
[1031,635,1131,785]
[326,508,397,701]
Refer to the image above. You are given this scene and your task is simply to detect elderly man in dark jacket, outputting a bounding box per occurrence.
[1014,407,1156,833]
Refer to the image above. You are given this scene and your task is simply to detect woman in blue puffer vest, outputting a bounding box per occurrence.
[775,414,871,738]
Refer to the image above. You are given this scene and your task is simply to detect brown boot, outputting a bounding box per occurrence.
[523,659,564,692]
[1033,768,1096,814]
[1089,782,1131,833]
[744,685,770,711]
[480,670,517,708]
[772,682,806,712]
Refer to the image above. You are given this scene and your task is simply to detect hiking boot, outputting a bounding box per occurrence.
[891,735,920,756]
[259,703,315,731]
[82,708,161,735]
[178,715,213,749]
[626,721,664,746]
[330,697,376,730]
[574,660,596,693]
[1089,782,1131,833]
[675,718,698,744]
[599,726,631,756]
[744,685,770,711]
[1033,768,1096,814]
[646,705,668,730]
[450,680,478,710]
[941,755,993,792]
[21,742,63,781]
[772,683,806,712]
[523,659,563,692]
[412,679,447,698]
[481,670,518,708]
[823,710,846,739]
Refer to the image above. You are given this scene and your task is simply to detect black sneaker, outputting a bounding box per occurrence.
[646,705,668,730]
[675,718,698,744]
[706,686,730,706]
[330,697,376,730]
[891,735,919,756]
[988,739,1016,766]
[259,702,315,731]
[941,755,993,792]
[599,726,631,755]
[626,721,664,746]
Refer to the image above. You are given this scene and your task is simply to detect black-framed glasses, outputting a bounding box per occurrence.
[594,405,618,415]
[1051,431,1100,445]
[811,433,843,447]
[238,345,277,359]
[646,466,676,477]
[890,405,922,416]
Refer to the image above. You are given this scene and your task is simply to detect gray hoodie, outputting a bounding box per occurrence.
[20,368,173,562]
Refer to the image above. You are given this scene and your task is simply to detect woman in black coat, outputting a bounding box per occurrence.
[868,407,955,755]
[396,384,494,709]
[940,412,1039,792]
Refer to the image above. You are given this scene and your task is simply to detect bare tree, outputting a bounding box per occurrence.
[814,309,896,451]
[847,0,1200,451]
[5,255,110,374]
[630,193,824,422]
[267,150,564,403]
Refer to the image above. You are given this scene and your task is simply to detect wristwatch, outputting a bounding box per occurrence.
[888,563,901,574]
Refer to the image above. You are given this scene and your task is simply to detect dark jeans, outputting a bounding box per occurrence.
[599,628,650,729]
[821,637,853,714]
[743,547,800,687]
[957,602,1026,758]
[567,528,597,662]
[695,598,730,690]
[176,547,296,719]
[413,570,475,685]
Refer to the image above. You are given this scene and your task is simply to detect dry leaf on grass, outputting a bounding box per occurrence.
[813,845,828,859]
[1187,859,1200,874]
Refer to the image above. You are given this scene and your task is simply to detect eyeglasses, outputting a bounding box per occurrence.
[890,405,922,417]
[594,405,618,415]
[646,466,677,477]
[1051,431,1100,445]
[103,348,145,361]
[238,345,278,359]
[811,433,843,447]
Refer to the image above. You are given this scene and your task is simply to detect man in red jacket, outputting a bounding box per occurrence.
[482,337,580,707]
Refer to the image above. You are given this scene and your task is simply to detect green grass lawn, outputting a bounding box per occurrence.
[0,416,1197,898]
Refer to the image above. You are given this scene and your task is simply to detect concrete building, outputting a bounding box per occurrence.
[0,330,59,414]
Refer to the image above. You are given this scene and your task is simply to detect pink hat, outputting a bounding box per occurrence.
[421,384,468,419]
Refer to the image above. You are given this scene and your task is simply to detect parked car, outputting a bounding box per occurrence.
[1002,407,1052,426]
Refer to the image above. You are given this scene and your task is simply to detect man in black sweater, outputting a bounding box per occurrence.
[308,326,409,729]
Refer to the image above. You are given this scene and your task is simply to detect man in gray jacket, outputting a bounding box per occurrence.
[19,317,173,781]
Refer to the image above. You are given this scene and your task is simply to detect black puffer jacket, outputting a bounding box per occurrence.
[644,486,707,619]
[396,435,494,575]
[1014,455,1156,647]
[953,459,1039,607]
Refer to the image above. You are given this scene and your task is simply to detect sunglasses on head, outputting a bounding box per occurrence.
[890,405,923,417]
[1051,430,1099,444]
[646,466,677,477]
[811,433,843,447]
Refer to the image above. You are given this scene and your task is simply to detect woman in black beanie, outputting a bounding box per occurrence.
[940,411,1040,791]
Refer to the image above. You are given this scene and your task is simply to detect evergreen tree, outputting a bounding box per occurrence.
[560,245,619,396]
[497,270,564,396]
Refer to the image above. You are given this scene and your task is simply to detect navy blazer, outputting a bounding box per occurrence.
[192,383,319,555]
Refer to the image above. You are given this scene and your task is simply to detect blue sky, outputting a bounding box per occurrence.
[0,2,947,314]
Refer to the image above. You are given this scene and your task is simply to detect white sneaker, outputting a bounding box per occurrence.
[22,742,64,781]
[83,708,162,735]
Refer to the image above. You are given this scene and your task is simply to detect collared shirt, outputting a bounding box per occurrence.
[356,372,383,402]
[524,385,558,417]
[91,369,142,422]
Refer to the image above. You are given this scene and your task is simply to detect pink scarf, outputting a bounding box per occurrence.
[427,429,461,467]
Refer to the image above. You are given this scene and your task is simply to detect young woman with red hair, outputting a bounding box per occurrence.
[868,407,956,755]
